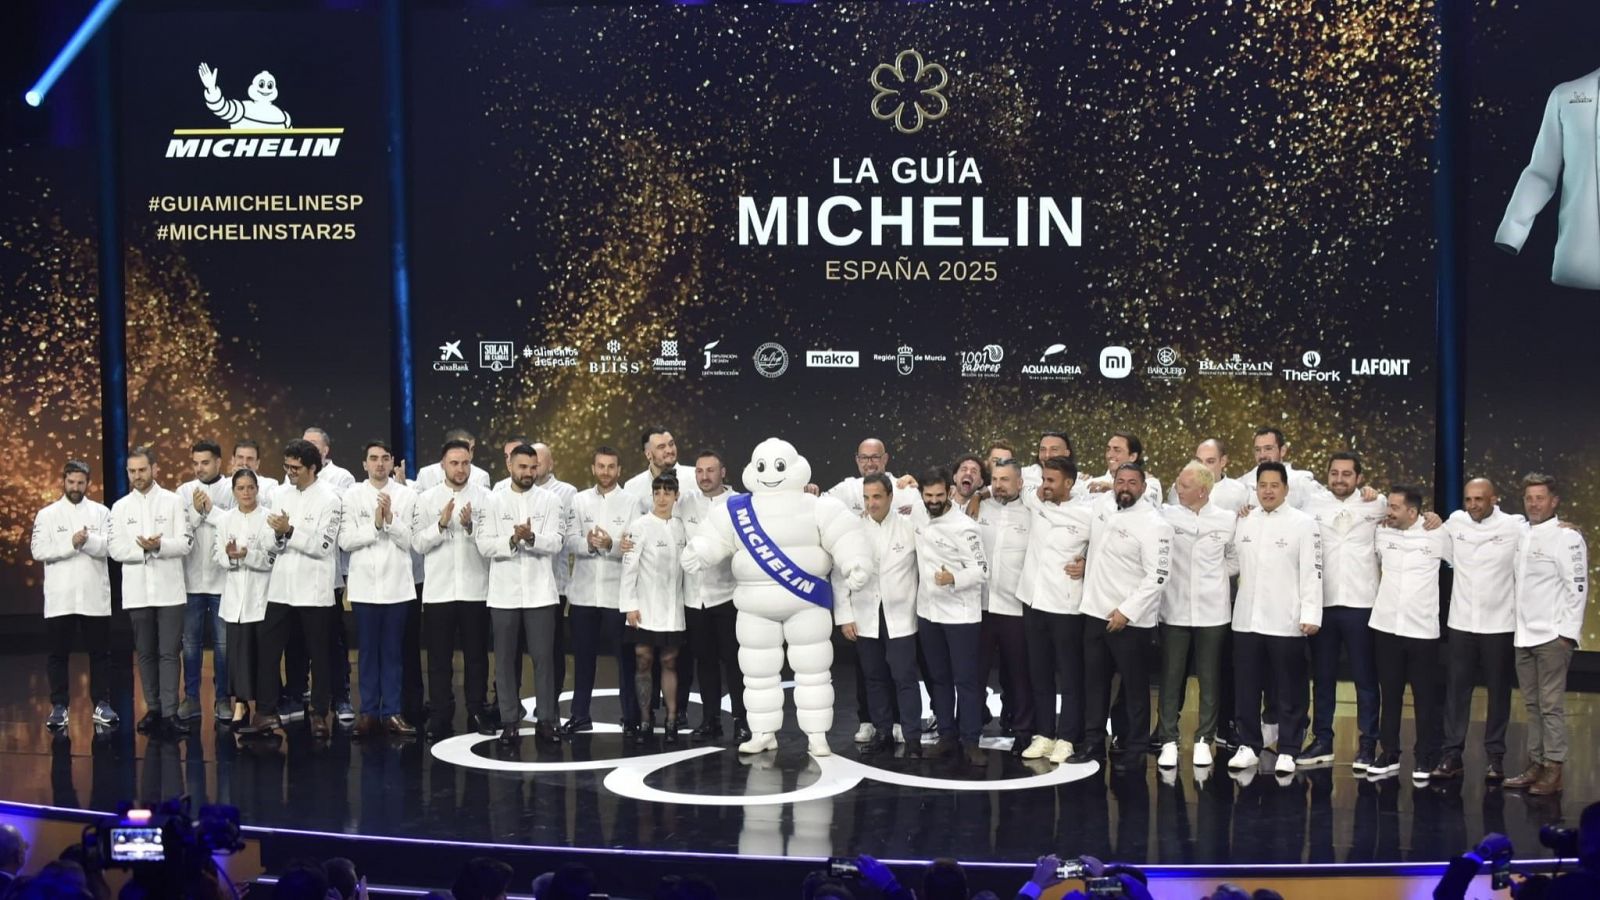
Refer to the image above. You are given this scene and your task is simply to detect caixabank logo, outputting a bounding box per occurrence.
[165,62,343,159]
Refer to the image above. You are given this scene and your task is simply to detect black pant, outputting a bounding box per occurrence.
[423,601,491,726]
[402,593,424,721]
[857,608,921,742]
[568,605,639,724]
[979,611,1033,734]
[259,604,338,716]
[46,614,112,706]
[224,620,263,703]
[685,602,745,723]
[1024,607,1083,743]
[1374,630,1442,763]
[918,618,984,745]
[1233,631,1308,753]
[1441,629,1514,758]
[1083,618,1153,754]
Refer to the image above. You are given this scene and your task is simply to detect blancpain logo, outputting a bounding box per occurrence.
[167,62,343,159]
[1198,353,1273,377]
[1283,349,1340,382]
[806,350,860,368]
[1022,344,1083,380]
[1145,346,1186,381]
[1351,357,1412,377]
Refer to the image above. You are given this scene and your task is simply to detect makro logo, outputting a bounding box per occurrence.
[1099,346,1132,379]
[806,350,860,368]
[166,62,343,159]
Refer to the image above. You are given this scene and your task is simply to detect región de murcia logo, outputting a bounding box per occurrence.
[869,50,950,135]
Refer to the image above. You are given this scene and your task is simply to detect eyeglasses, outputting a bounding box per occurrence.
[855,454,885,462]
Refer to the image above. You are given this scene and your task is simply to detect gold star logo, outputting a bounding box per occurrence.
[869,50,950,135]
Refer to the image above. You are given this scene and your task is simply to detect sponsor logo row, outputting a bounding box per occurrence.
[432,340,1413,382]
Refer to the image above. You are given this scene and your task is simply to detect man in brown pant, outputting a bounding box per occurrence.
[1503,474,1588,796]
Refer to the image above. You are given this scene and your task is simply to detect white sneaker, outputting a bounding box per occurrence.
[1048,740,1073,764]
[854,723,876,744]
[892,724,904,744]
[1274,753,1296,775]
[1262,723,1279,749]
[807,733,832,757]
[1157,742,1179,768]
[1020,735,1056,760]
[1193,741,1214,767]
[1227,746,1260,770]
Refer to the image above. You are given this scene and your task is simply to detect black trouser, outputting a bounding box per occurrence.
[224,620,264,703]
[259,604,338,716]
[47,614,112,707]
[856,608,921,743]
[568,605,639,724]
[978,611,1033,734]
[1374,630,1442,763]
[423,601,491,727]
[1441,628,1514,758]
[1024,607,1083,743]
[1082,618,1153,754]
[402,593,424,721]
[685,602,745,723]
[1232,631,1308,754]
[918,617,984,745]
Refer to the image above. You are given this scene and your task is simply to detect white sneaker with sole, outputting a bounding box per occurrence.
[1020,735,1055,759]
[1047,740,1073,764]
[1274,753,1296,775]
[1157,742,1179,768]
[1194,741,1214,767]
[854,723,876,743]
[1227,746,1260,770]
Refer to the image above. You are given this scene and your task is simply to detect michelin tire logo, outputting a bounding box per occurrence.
[167,62,342,159]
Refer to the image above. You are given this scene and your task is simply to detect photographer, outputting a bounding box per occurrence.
[1546,801,1600,899]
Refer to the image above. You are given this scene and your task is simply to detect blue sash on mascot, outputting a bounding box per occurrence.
[726,494,834,610]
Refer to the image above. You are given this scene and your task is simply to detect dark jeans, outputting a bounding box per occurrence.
[423,601,491,726]
[856,608,922,743]
[686,602,746,722]
[355,602,409,717]
[568,605,639,725]
[1309,605,1379,747]
[978,611,1033,734]
[401,593,424,721]
[46,614,112,706]
[1233,631,1308,755]
[918,617,984,745]
[1083,618,1153,755]
[1157,623,1227,744]
[1024,607,1083,743]
[130,606,184,717]
[1441,629,1514,758]
[1374,630,1442,763]
[182,592,227,702]
[259,604,338,716]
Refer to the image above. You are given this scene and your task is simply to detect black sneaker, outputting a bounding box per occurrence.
[559,716,594,736]
[1300,739,1336,766]
[1065,745,1105,766]
[46,704,69,729]
[1367,751,1401,778]
[136,711,161,734]
[1353,744,1377,772]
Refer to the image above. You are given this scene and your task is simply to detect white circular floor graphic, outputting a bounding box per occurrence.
[429,687,1101,806]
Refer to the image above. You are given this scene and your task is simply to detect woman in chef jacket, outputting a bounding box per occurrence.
[212,469,278,733]
[619,474,689,745]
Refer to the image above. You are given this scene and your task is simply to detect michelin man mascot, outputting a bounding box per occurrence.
[681,438,869,756]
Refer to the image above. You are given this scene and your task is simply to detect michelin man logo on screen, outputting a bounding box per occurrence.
[165,62,343,158]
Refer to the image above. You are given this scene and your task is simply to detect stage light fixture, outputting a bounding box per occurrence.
[23,0,123,109]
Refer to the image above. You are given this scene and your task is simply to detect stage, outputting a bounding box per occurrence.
[0,644,1594,893]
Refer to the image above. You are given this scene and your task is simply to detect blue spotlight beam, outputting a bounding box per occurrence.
[25,0,124,107]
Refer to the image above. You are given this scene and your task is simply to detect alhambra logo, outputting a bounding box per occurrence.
[869,50,950,135]
[165,62,343,158]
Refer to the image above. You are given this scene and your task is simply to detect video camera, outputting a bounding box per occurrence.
[83,796,245,891]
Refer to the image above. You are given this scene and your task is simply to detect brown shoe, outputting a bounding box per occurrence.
[385,715,418,737]
[310,712,331,739]
[1528,761,1563,796]
[237,714,281,737]
[353,715,382,738]
[1502,761,1543,790]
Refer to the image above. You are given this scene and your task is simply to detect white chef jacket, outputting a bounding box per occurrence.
[913,506,988,625]
[1240,463,1324,511]
[265,481,343,608]
[212,506,276,624]
[835,510,919,640]
[623,464,697,502]
[1016,493,1095,615]
[1081,499,1174,628]
[411,482,492,603]
[1159,502,1238,628]
[413,462,492,492]
[475,485,563,609]
[109,486,193,610]
[1371,520,1453,640]
[1166,476,1251,515]
[1513,517,1588,648]
[317,462,356,493]
[825,473,920,518]
[339,480,417,604]
[1444,507,1525,634]
[536,475,578,596]
[564,484,645,609]
[177,476,234,595]
[1304,491,1389,609]
[976,495,1030,616]
[678,487,739,609]
[30,495,112,618]
[618,512,687,632]
[1232,504,1323,636]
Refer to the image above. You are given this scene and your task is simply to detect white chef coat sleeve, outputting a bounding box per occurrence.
[384,491,416,551]
[288,495,341,559]
[1298,518,1324,629]
[1495,87,1564,255]
[1558,532,1588,645]
[1120,520,1173,624]
[108,505,143,565]
[474,499,515,561]
[338,493,377,552]
[30,508,72,563]
[618,524,642,615]
[410,494,448,555]
[83,508,110,558]
[950,525,989,590]
[244,520,277,572]
[156,499,194,559]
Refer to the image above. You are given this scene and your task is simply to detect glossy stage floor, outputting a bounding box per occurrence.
[0,644,1594,884]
